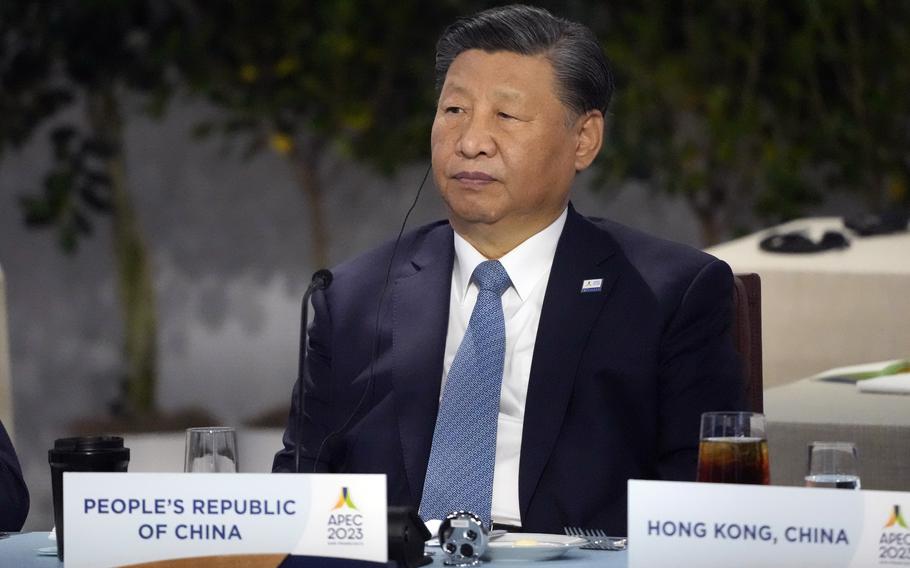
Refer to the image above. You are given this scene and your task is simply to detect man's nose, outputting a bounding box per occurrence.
[456,113,496,158]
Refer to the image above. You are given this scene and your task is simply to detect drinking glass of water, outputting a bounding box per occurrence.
[184,427,238,473]
[805,442,860,489]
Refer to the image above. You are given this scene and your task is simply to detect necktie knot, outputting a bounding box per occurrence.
[472,260,511,296]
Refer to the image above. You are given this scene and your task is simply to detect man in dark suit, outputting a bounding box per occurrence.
[274,5,743,535]
[0,419,29,531]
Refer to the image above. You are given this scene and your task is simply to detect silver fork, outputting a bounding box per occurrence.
[564,527,627,551]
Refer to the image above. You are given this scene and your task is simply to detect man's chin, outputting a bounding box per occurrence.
[441,196,504,225]
[446,207,505,230]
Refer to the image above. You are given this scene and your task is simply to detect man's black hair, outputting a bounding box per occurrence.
[435,4,614,116]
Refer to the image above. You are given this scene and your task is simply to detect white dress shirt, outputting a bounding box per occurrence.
[441,208,567,526]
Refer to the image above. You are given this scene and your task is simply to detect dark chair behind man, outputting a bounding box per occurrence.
[733,273,763,413]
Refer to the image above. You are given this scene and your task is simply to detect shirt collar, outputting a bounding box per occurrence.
[452,208,568,303]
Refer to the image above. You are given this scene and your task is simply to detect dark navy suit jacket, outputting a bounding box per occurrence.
[274,206,744,535]
[0,420,29,531]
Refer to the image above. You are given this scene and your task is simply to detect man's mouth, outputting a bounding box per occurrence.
[453,171,496,184]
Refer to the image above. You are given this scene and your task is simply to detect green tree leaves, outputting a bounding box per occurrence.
[592,1,910,243]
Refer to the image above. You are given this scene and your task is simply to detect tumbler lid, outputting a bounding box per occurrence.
[49,436,130,463]
[53,436,124,452]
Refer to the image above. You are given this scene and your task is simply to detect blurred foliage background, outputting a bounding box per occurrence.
[597,0,910,244]
[2,0,908,419]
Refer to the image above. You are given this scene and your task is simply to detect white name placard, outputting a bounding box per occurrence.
[629,479,910,568]
[64,472,387,568]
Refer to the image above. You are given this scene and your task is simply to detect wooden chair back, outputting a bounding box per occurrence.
[732,273,763,412]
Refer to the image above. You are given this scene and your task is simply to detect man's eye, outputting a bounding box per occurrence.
[498,112,517,120]
[444,106,463,114]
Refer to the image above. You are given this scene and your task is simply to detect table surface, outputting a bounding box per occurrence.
[764,375,910,490]
[0,532,628,567]
[0,532,60,566]
[765,376,910,426]
[706,216,910,387]
[707,216,910,275]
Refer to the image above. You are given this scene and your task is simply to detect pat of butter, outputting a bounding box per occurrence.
[512,539,539,547]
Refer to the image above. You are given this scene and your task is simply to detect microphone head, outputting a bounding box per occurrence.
[312,269,333,290]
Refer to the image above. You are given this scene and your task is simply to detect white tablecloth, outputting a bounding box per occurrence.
[706,217,910,388]
[764,377,910,490]
[0,532,628,568]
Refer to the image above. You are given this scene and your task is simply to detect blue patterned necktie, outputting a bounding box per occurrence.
[419,260,511,528]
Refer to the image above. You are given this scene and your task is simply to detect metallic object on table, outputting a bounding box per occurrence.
[564,526,627,551]
[439,511,489,566]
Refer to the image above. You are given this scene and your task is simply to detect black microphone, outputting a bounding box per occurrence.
[295,268,334,473]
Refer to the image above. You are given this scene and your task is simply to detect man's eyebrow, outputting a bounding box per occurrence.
[440,83,469,98]
[491,88,523,102]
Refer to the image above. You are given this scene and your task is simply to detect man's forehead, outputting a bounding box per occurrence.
[442,81,525,102]
[441,50,554,99]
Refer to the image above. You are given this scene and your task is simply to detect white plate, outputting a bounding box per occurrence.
[483,533,587,561]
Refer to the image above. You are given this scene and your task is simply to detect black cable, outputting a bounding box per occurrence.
[311,163,432,472]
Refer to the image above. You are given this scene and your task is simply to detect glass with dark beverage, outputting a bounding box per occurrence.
[696,411,770,485]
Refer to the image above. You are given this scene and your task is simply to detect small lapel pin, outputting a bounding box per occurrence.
[581,278,603,293]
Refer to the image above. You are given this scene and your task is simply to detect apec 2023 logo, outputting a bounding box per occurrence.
[879,505,910,565]
[326,487,365,545]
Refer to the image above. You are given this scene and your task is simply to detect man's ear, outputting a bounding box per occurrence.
[574,110,604,171]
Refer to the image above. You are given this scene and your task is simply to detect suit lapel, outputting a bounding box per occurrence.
[391,225,454,505]
[518,207,621,518]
